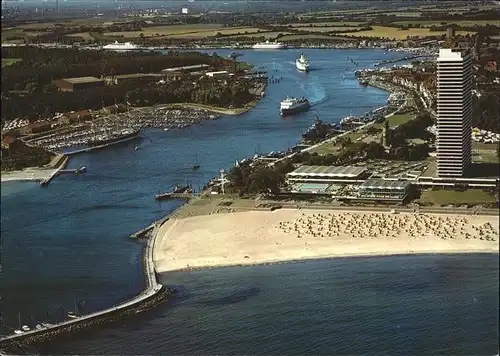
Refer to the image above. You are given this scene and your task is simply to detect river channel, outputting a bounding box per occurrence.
[1,48,404,334]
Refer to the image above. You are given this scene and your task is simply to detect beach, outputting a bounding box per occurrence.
[1,167,58,183]
[153,209,499,273]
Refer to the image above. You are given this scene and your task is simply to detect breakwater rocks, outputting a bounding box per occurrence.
[0,287,176,353]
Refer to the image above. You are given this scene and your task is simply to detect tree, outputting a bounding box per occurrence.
[247,166,282,195]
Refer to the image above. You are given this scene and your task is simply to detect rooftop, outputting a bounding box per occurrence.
[161,64,210,72]
[287,165,367,178]
[62,76,103,84]
[360,179,411,191]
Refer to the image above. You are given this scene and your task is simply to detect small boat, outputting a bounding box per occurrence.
[21,325,30,332]
[13,330,23,335]
[76,166,87,174]
[67,312,78,319]
[134,145,140,151]
[155,192,172,201]
[193,153,200,170]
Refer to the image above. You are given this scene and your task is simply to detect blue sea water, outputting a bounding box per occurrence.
[1,49,499,354]
[39,254,499,355]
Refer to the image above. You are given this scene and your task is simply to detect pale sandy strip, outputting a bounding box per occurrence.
[153,209,499,273]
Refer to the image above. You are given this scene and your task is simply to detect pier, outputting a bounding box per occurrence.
[0,215,173,352]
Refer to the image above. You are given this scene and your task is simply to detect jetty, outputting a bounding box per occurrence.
[0,216,173,352]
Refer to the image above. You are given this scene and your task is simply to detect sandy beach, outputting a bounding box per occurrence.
[153,209,499,273]
[0,167,58,183]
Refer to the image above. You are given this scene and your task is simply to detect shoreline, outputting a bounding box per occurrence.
[161,250,499,274]
[1,154,68,183]
[153,209,499,274]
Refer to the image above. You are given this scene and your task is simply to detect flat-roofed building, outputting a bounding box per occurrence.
[286,165,369,184]
[161,64,210,74]
[53,76,104,92]
[358,179,412,201]
[436,48,473,177]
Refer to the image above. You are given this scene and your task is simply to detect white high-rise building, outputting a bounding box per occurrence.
[436,48,473,177]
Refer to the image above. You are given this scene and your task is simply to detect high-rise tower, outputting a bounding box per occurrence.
[436,48,473,177]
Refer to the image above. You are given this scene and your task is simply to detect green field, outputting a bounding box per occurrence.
[310,131,367,155]
[226,31,291,39]
[288,22,366,27]
[279,34,343,41]
[103,24,263,39]
[1,58,21,67]
[418,189,498,206]
[387,112,416,127]
[391,20,500,27]
[472,142,499,164]
[344,25,476,40]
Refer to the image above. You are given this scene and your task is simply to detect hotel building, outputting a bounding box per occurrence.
[436,48,473,177]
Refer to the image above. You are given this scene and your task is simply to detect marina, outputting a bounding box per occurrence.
[23,107,218,153]
[1,48,415,349]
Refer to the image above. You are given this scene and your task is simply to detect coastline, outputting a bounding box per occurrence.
[163,98,264,116]
[1,154,68,183]
[153,209,499,274]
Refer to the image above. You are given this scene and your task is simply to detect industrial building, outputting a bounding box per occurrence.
[358,179,412,201]
[436,48,473,177]
[53,76,105,92]
[286,165,369,184]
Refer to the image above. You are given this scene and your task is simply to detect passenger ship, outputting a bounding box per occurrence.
[280,97,310,116]
[252,41,287,49]
[296,53,310,72]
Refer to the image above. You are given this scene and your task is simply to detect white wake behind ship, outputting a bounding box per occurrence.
[102,41,140,51]
[252,40,287,50]
[296,53,310,72]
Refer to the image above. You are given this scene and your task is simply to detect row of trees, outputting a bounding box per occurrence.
[2,76,254,121]
[1,47,220,93]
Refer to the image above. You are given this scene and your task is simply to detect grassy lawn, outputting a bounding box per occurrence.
[472,142,499,164]
[1,58,21,67]
[418,189,498,206]
[310,131,366,155]
[343,25,476,40]
[387,112,416,127]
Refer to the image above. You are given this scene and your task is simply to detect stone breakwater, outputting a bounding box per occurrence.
[0,219,174,353]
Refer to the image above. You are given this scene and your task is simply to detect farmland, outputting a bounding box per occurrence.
[391,20,500,27]
[343,26,476,40]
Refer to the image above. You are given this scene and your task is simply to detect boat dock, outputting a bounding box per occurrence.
[0,216,173,352]
[64,135,139,156]
[39,155,69,186]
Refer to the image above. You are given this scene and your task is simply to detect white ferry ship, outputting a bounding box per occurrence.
[296,53,310,72]
[252,40,287,50]
[280,97,310,116]
[102,41,140,51]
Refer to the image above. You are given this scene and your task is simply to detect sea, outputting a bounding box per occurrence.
[1,49,499,355]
